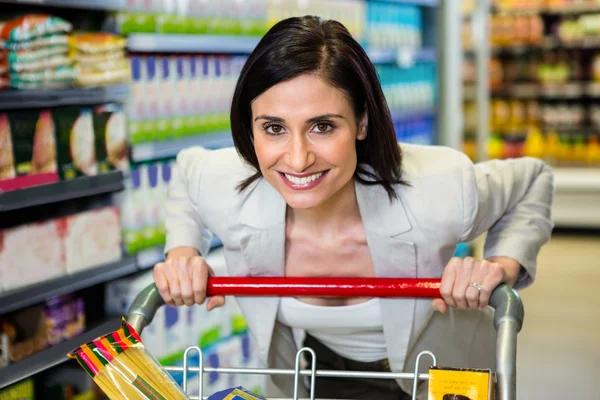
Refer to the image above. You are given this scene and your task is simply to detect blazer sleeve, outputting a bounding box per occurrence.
[163,148,213,258]
[460,156,555,290]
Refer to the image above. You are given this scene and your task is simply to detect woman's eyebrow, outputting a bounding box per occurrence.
[305,114,345,123]
[254,113,346,123]
[254,115,284,122]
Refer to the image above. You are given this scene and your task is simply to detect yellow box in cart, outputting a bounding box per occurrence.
[428,367,495,400]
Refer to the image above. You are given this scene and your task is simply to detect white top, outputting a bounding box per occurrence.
[276,297,388,363]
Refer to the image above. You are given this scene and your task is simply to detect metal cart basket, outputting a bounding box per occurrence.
[126,277,524,400]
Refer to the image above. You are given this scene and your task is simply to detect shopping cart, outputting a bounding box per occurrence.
[126,277,524,400]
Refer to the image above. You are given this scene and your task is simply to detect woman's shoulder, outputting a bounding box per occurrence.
[399,143,473,180]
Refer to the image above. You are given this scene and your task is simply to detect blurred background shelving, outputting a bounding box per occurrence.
[462,0,600,229]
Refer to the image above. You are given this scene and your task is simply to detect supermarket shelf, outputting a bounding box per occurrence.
[131,131,234,162]
[384,0,439,6]
[0,0,125,10]
[391,108,436,122]
[0,318,121,389]
[0,85,129,110]
[0,171,124,212]
[0,257,137,315]
[552,167,600,228]
[367,47,436,65]
[128,34,435,66]
[127,34,261,54]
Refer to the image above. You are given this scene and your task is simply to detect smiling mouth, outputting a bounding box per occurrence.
[278,170,330,190]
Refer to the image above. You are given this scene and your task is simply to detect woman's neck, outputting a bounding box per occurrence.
[286,179,361,236]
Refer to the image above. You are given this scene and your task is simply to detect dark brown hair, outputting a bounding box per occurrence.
[230,16,405,199]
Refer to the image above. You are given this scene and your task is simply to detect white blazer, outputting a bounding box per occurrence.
[163,143,555,398]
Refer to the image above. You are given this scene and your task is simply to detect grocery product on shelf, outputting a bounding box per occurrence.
[0,109,59,192]
[376,62,437,116]
[62,207,122,274]
[0,295,85,367]
[366,1,422,49]
[0,378,34,399]
[68,32,131,87]
[0,15,75,89]
[53,104,129,180]
[0,206,123,292]
[128,55,246,144]
[117,161,172,255]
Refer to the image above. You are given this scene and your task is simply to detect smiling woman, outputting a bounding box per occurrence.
[153,15,555,400]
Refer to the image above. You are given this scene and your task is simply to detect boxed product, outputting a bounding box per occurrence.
[207,387,266,400]
[44,294,85,346]
[0,305,49,365]
[428,366,495,400]
[0,109,59,192]
[52,106,98,180]
[93,103,129,172]
[0,219,65,291]
[61,206,122,274]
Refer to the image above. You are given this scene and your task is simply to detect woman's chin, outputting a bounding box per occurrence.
[282,193,326,211]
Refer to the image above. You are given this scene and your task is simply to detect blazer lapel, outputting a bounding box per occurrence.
[356,182,417,373]
[234,178,286,364]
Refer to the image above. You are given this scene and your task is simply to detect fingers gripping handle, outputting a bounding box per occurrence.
[126,277,524,334]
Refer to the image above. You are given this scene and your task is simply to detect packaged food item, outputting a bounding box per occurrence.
[52,106,98,180]
[0,219,65,291]
[0,74,6,89]
[61,206,123,274]
[0,109,58,192]
[3,45,68,67]
[10,65,75,89]
[68,32,127,54]
[0,112,15,180]
[93,103,129,172]
[68,319,189,400]
[72,49,126,65]
[1,33,68,51]
[0,14,72,43]
[428,367,495,400]
[0,306,49,365]
[207,387,266,400]
[75,61,131,87]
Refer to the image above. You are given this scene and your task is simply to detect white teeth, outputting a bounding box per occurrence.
[284,172,323,185]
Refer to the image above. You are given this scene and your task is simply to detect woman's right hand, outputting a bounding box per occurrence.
[153,251,226,310]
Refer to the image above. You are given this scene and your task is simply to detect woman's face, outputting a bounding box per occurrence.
[251,74,366,210]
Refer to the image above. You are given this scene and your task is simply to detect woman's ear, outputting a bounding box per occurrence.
[357,112,368,140]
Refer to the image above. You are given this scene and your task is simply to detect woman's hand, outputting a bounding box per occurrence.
[153,248,226,310]
[432,256,521,313]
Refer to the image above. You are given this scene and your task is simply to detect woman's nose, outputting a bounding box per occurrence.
[287,135,315,172]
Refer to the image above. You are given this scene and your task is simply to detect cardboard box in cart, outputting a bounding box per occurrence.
[428,366,495,400]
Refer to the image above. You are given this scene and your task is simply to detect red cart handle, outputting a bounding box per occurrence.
[206,277,443,298]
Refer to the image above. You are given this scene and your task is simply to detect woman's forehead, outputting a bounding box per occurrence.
[251,74,353,119]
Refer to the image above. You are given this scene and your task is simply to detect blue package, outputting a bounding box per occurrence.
[206,386,266,400]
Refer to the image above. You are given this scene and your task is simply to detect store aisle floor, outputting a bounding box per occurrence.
[517,232,600,399]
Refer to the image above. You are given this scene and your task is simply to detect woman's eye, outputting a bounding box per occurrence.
[266,124,284,134]
[313,123,333,133]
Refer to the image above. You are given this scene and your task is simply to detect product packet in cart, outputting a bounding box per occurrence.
[207,386,266,400]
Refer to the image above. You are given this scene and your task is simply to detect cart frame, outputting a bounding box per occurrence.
[126,278,524,400]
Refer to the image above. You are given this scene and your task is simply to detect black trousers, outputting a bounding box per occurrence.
[303,334,412,400]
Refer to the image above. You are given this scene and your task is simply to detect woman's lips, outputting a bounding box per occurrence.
[279,170,329,190]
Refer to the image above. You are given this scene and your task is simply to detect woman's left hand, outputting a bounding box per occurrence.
[432,256,521,313]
